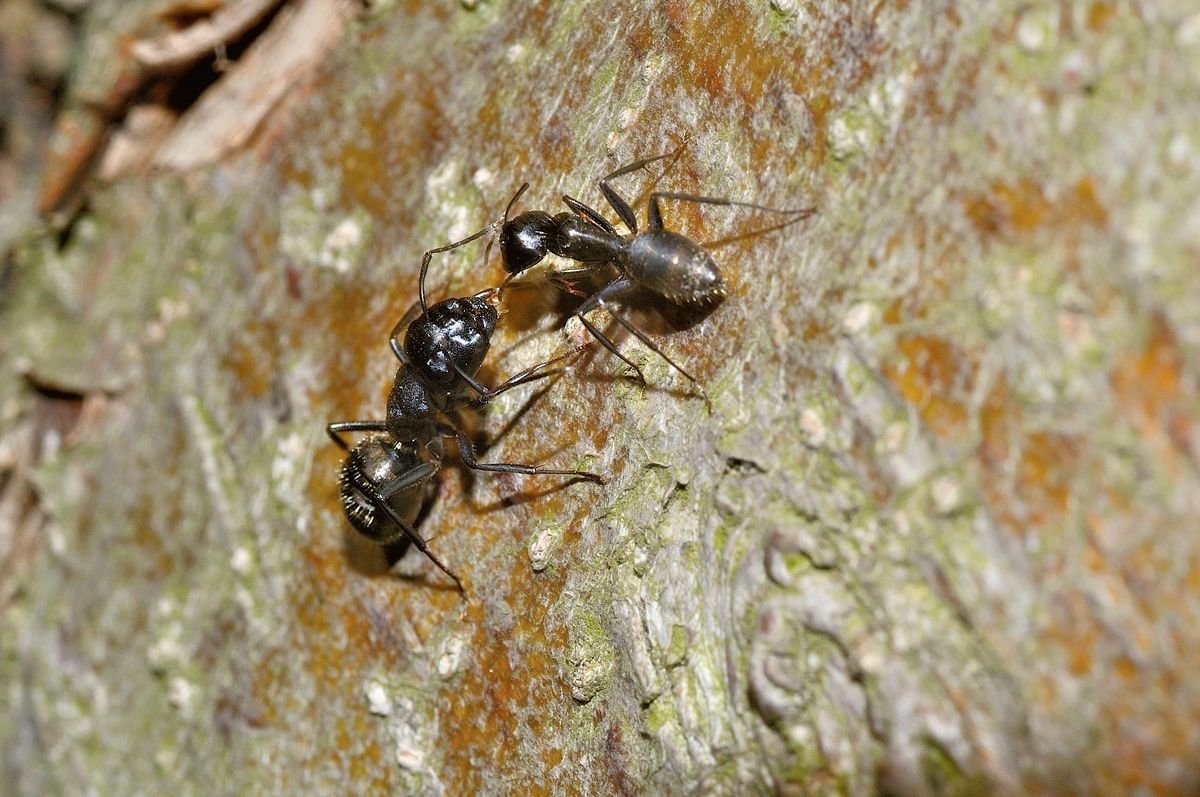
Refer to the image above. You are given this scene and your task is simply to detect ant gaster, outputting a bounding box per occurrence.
[496,145,814,390]
[327,227,604,594]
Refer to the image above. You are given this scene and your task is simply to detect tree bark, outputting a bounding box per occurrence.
[2,1,1198,795]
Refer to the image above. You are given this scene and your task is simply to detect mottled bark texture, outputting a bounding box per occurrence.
[2,1,1199,795]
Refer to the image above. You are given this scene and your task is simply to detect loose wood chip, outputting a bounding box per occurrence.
[131,0,287,72]
[152,0,353,171]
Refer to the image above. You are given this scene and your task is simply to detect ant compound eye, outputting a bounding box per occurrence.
[500,211,555,274]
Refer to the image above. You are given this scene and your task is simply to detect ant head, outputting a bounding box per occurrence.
[404,295,499,387]
[339,434,430,541]
[499,210,556,275]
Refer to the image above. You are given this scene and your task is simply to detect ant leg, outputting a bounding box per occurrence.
[562,195,618,235]
[446,343,589,408]
[577,278,709,398]
[546,267,601,298]
[360,478,465,593]
[647,190,815,234]
[503,264,603,297]
[448,358,492,396]
[597,143,689,233]
[388,301,424,363]
[440,423,606,484]
[596,299,704,390]
[573,277,646,386]
[417,223,497,312]
[579,314,646,386]
[375,461,437,500]
[467,343,591,408]
[327,420,389,450]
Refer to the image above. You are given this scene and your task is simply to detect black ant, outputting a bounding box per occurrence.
[493,145,815,391]
[327,227,604,594]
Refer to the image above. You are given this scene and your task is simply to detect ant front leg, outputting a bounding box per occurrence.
[388,302,424,363]
[440,423,606,484]
[437,334,592,408]
[437,332,582,403]
[561,195,618,235]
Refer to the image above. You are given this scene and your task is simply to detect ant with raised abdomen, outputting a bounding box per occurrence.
[493,145,815,392]
[327,227,605,594]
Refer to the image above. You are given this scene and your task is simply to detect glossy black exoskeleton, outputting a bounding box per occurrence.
[327,229,603,594]
[495,146,814,389]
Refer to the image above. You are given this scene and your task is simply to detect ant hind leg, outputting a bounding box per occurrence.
[647,190,815,234]
[576,276,712,407]
[597,143,690,234]
[442,424,605,484]
[467,343,592,408]
[360,478,466,593]
[578,314,646,387]
[327,420,389,450]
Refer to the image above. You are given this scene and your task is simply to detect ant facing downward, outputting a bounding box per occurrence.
[327,229,604,594]
[493,143,815,394]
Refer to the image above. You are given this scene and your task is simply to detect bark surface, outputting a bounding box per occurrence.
[2,1,1198,795]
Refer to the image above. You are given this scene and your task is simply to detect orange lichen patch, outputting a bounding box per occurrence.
[1087,656,1200,796]
[964,178,1050,238]
[425,463,602,794]
[300,276,398,412]
[884,334,974,439]
[1057,592,1099,677]
[1069,177,1108,228]
[1017,431,1077,527]
[277,152,315,192]
[978,373,1016,470]
[871,216,971,323]
[806,93,834,163]
[660,4,853,139]
[978,374,1080,535]
[962,176,1108,246]
[337,80,450,222]
[439,569,573,794]
[127,488,177,579]
[801,319,827,342]
[1112,655,1138,681]
[220,319,279,400]
[1109,314,1196,472]
[248,646,286,728]
[1086,2,1118,31]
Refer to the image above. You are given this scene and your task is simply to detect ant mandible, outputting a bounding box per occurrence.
[493,144,815,391]
[327,227,605,594]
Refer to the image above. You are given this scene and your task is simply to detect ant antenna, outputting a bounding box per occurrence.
[418,223,497,313]
[504,182,530,223]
